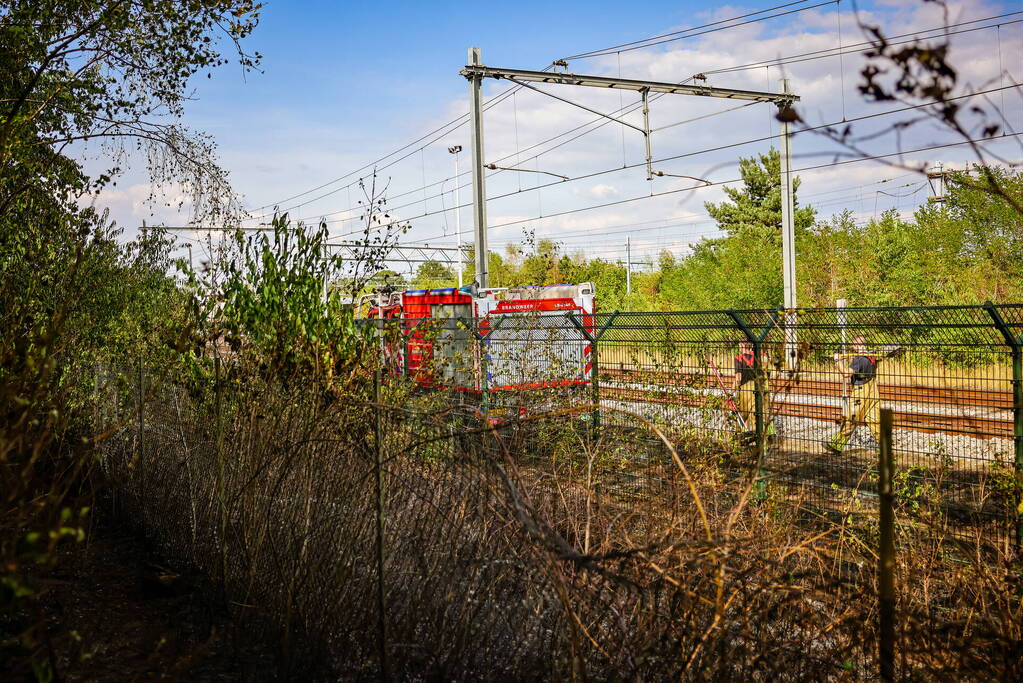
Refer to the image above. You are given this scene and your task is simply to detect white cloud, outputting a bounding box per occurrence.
[575,183,619,199]
[81,0,1023,273]
[86,181,193,231]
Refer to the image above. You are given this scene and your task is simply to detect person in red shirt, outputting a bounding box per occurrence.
[733,340,756,429]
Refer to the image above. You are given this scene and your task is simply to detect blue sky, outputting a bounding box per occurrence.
[192,0,701,136]
[90,0,1023,269]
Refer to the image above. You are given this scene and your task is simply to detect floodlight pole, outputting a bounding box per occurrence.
[467,47,489,288]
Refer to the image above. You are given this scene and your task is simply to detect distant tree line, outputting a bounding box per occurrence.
[404,150,1023,311]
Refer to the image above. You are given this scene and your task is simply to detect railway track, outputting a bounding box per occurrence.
[599,368,1015,440]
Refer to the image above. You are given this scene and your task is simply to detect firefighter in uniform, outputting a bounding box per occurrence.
[733,341,756,429]
[827,334,881,452]
[732,342,776,436]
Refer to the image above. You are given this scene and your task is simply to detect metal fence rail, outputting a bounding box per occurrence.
[93,302,1023,679]
[367,303,1023,545]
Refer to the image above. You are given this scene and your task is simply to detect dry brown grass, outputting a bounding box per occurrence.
[96,368,1022,680]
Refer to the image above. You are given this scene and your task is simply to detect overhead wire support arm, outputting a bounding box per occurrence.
[458,65,801,104]
[461,64,798,184]
[510,79,646,134]
[641,88,653,180]
[484,163,569,181]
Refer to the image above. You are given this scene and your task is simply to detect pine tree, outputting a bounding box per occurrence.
[704,147,815,241]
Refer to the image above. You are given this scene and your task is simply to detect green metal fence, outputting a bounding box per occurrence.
[94,302,1023,679]
[370,303,1023,546]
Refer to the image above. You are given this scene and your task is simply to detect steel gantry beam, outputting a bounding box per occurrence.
[458,64,801,104]
[325,241,472,267]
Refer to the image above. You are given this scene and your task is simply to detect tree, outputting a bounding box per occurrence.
[704,147,816,241]
[912,167,1023,303]
[519,238,561,285]
[0,6,263,676]
[219,216,368,380]
[459,247,514,288]
[412,261,455,289]
[656,149,815,309]
[365,269,408,293]
[0,1,262,224]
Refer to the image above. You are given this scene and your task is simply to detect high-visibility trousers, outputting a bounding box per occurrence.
[829,380,880,451]
[735,380,774,432]
[736,382,755,429]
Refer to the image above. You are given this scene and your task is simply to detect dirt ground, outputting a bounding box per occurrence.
[1,513,310,682]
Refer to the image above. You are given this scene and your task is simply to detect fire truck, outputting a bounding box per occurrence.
[358,283,596,399]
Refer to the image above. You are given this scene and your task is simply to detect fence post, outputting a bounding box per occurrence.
[568,311,619,430]
[137,355,145,501]
[458,316,504,420]
[372,368,389,680]
[726,310,779,491]
[985,302,1023,549]
[401,320,411,378]
[214,354,227,586]
[878,408,896,682]
[479,325,489,415]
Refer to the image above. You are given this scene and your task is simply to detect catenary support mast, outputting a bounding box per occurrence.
[778,78,798,368]
[461,56,800,346]
[467,47,489,287]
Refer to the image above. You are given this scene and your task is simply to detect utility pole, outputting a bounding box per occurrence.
[467,47,489,288]
[778,78,798,369]
[626,236,632,295]
[641,89,653,180]
[448,145,464,288]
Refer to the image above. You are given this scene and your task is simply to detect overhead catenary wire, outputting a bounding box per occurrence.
[285,13,1020,228]
[350,131,1023,250]
[320,83,1021,241]
[702,12,1023,77]
[250,0,876,220]
[301,90,762,227]
[486,177,923,246]
[483,133,1023,232]
[248,7,1021,254]
[165,11,1011,266]
[429,175,912,255]
[482,182,926,260]
[245,73,544,218]
[561,0,829,60]
[286,72,705,225]
[276,7,1019,224]
[383,196,920,270]
[451,178,918,260]
[247,111,471,214]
